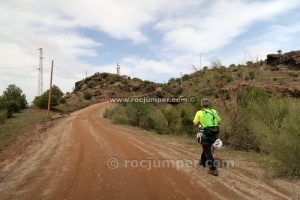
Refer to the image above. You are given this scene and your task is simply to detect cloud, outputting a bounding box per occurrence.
[156,0,300,54]
[218,22,300,65]
[56,0,203,43]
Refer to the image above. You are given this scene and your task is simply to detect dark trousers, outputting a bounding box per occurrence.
[200,134,217,170]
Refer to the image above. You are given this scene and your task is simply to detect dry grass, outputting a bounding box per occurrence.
[0,108,48,151]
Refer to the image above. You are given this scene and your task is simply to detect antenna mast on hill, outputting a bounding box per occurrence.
[198,53,202,69]
[116,63,120,76]
[180,72,183,87]
[37,48,44,96]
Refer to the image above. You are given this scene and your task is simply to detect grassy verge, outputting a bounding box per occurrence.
[114,123,269,165]
[0,108,48,151]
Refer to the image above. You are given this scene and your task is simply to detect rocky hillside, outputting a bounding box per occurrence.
[73,72,159,98]
[57,50,300,113]
[161,50,300,103]
[266,50,300,69]
[56,72,160,113]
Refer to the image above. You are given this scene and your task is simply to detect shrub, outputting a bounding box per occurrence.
[250,98,300,176]
[229,64,237,68]
[161,104,181,134]
[83,91,92,100]
[126,103,152,128]
[105,106,130,124]
[248,71,255,80]
[87,81,98,88]
[246,61,253,66]
[6,101,20,117]
[0,84,27,117]
[223,88,269,151]
[228,109,260,151]
[182,74,190,81]
[179,104,197,136]
[148,109,168,133]
[33,85,64,109]
[238,87,269,108]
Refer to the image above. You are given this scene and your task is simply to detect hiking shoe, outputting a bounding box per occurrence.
[199,160,205,168]
[208,169,218,176]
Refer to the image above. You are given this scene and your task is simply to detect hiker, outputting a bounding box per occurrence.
[193,98,221,176]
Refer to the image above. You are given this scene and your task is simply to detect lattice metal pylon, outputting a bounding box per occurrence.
[37,48,43,96]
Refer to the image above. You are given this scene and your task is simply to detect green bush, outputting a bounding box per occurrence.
[148,109,168,133]
[221,88,269,151]
[238,87,269,108]
[105,103,183,134]
[33,85,64,109]
[105,106,130,124]
[227,87,300,176]
[161,104,181,134]
[179,104,197,136]
[6,101,20,118]
[126,103,152,128]
[250,98,300,176]
[87,81,98,88]
[83,91,93,100]
[228,109,260,151]
[105,99,200,136]
[0,84,27,117]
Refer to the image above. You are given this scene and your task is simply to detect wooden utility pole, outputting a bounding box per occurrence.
[47,60,54,117]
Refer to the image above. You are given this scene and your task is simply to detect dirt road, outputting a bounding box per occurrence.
[0,102,298,200]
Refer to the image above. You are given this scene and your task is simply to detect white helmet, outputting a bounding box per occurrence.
[212,139,223,149]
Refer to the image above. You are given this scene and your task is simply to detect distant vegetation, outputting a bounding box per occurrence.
[0,84,28,124]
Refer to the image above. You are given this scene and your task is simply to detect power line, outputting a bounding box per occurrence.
[54,65,79,79]
[0,65,36,70]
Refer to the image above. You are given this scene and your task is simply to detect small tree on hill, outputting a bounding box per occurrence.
[277,50,282,55]
[0,84,27,117]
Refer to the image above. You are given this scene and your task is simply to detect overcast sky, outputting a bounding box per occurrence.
[1,0,300,103]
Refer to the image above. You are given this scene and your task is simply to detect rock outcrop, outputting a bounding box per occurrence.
[266,50,300,69]
[74,72,158,98]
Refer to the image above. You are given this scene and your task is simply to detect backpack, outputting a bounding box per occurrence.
[202,109,219,135]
